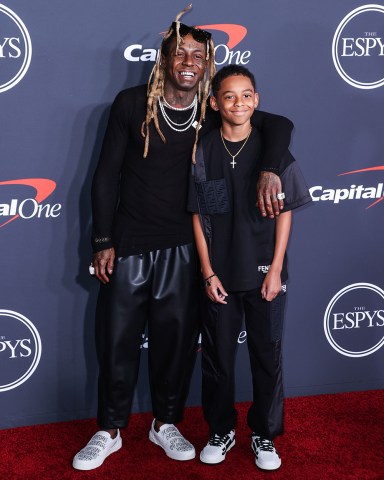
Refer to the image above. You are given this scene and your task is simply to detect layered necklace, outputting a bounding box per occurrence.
[158,94,198,132]
[220,127,252,168]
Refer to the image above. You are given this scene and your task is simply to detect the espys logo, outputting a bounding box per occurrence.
[324,283,384,357]
[0,4,32,93]
[310,165,384,209]
[0,178,62,228]
[332,4,384,89]
[124,24,250,65]
[0,310,42,392]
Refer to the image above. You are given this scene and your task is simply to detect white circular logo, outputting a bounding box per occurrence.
[0,309,42,392]
[0,4,32,93]
[332,4,384,89]
[324,283,384,357]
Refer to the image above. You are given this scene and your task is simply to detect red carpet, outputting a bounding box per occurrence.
[1,390,383,480]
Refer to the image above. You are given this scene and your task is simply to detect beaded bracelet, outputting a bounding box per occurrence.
[204,273,216,287]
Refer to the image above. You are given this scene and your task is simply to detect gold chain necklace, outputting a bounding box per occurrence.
[220,127,252,169]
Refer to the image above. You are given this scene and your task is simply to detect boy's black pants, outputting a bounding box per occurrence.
[201,288,286,440]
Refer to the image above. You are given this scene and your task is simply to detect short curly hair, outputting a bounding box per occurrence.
[211,65,256,97]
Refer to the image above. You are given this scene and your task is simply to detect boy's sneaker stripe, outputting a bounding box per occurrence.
[200,430,235,464]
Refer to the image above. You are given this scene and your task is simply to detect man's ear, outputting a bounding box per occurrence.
[254,92,259,109]
[210,96,219,111]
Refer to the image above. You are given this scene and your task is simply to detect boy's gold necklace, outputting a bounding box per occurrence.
[220,127,252,169]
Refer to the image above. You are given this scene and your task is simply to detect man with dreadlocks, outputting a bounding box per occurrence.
[72,5,293,471]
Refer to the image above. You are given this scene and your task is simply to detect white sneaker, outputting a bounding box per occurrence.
[200,430,235,464]
[72,430,122,470]
[251,434,281,470]
[149,420,195,461]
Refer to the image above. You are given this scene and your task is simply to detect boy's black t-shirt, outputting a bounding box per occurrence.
[188,128,311,291]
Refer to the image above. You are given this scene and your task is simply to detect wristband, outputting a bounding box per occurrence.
[204,273,216,287]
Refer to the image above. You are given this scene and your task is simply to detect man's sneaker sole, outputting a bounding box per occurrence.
[149,427,195,461]
[200,438,235,464]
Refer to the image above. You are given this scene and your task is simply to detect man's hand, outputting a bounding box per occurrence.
[92,247,115,284]
[256,171,284,218]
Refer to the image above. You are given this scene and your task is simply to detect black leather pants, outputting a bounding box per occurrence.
[201,288,286,440]
[95,244,200,429]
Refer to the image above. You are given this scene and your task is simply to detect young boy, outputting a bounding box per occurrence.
[188,65,311,470]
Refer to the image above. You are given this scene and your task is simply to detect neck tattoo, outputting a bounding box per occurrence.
[220,127,252,168]
[161,94,197,111]
[158,95,198,132]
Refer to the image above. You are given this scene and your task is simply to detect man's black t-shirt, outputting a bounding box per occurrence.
[91,85,217,255]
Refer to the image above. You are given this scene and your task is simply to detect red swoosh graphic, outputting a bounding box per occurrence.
[338,166,384,175]
[161,24,247,49]
[366,197,384,209]
[197,24,247,49]
[0,178,56,227]
[338,166,384,209]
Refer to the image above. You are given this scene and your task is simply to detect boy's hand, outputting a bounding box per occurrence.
[261,270,281,302]
[205,275,228,304]
[257,171,284,218]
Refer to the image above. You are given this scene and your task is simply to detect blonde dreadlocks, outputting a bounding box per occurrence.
[141,4,216,163]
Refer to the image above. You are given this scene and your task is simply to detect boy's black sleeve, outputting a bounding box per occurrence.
[280,152,312,211]
[251,110,294,174]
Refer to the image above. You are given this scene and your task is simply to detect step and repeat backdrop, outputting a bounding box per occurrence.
[0,0,383,428]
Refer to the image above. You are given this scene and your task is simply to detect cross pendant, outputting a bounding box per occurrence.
[230,157,236,169]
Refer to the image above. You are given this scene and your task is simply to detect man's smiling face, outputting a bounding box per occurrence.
[162,33,207,92]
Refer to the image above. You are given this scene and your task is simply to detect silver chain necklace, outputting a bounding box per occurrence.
[158,96,198,132]
[161,94,197,111]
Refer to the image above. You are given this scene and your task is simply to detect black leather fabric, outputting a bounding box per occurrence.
[95,244,200,428]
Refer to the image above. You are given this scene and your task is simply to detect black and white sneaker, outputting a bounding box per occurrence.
[200,430,235,464]
[251,433,281,470]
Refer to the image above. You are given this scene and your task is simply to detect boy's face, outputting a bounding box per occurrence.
[210,75,259,127]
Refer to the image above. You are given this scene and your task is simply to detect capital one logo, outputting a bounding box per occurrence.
[0,178,61,228]
[0,310,42,392]
[324,283,384,357]
[0,4,32,93]
[124,24,251,65]
[310,165,384,209]
[332,4,384,89]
